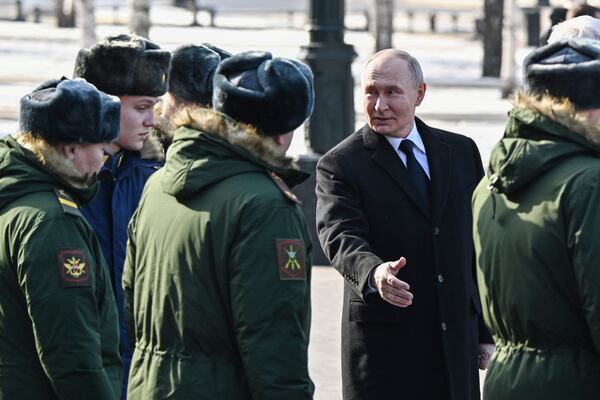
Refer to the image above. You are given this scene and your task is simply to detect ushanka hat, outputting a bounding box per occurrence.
[73,34,171,97]
[169,43,231,105]
[19,78,120,144]
[524,38,600,109]
[212,51,314,136]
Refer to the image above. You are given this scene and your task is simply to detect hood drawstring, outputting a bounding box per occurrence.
[487,173,499,220]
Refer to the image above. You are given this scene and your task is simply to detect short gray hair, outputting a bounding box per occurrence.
[548,15,600,43]
[364,49,424,88]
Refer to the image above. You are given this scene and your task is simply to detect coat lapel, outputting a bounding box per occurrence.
[416,118,451,224]
[363,125,431,218]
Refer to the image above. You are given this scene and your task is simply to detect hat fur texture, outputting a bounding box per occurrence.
[73,34,171,97]
[212,51,314,136]
[169,43,231,105]
[19,78,120,144]
[524,38,600,109]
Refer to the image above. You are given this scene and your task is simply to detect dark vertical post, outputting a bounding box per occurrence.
[294,0,356,266]
[372,0,394,51]
[15,0,25,21]
[300,0,356,155]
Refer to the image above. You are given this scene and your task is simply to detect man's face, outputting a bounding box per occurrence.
[116,95,159,151]
[70,142,107,176]
[362,56,426,138]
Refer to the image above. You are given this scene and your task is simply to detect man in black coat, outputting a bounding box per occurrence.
[316,49,494,399]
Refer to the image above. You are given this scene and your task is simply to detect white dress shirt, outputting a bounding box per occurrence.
[384,123,430,179]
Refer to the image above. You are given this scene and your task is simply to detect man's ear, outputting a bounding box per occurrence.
[59,143,77,161]
[415,82,426,106]
[273,134,286,146]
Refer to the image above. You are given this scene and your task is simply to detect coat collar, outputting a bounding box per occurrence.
[363,117,451,221]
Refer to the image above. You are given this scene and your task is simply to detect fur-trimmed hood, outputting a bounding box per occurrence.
[0,134,98,210]
[161,107,308,199]
[487,92,600,194]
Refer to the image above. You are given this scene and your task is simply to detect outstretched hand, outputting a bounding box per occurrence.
[371,257,413,308]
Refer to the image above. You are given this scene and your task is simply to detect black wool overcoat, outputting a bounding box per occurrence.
[316,118,490,400]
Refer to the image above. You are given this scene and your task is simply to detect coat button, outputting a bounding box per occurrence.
[437,274,444,283]
[433,226,440,235]
[441,322,447,332]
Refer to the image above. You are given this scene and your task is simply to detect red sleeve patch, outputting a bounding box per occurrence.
[57,249,92,287]
[276,239,306,280]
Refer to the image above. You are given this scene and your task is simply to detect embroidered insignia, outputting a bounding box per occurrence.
[276,239,306,280]
[268,171,301,205]
[53,188,81,217]
[57,249,91,287]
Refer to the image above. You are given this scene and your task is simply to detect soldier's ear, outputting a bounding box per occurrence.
[59,143,77,161]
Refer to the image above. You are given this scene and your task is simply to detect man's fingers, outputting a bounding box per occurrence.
[382,290,413,307]
[382,288,413,303]
[386,275,410,291]
[388,257,407,275]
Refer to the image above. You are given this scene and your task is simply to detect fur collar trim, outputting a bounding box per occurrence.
[151,102,173,149]
[170,106,294,169]
[514,91,600,150]
[15,133,96,189]
[139,130,165,161]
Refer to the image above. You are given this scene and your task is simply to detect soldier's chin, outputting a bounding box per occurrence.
[77,172,99,186]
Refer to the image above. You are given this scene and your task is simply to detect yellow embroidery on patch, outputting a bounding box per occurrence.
[64,256,86,278]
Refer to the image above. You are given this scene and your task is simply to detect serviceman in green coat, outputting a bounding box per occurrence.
[473,39,600,399]
[123,51,315,399]
[0,78,122,399]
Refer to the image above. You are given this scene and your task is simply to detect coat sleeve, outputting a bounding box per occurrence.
[122,210,138,347]
[229,201,313,400]
[468,138,494,345]
[316,152,383,299]
[566,172,600,355]
[18,215,121,400]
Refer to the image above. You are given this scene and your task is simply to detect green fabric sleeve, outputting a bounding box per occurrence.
[229,202,314,400]
[18,215,120,400]
[566,173,600,355]
[123,213,137,346]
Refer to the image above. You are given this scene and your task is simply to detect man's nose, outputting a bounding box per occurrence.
[143,111,156,128]
[374,96,388,112]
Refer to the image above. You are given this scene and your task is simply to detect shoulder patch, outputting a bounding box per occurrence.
[267,171,301,205]
[53,188,82,217]
[57,249,92,287]
[276,239,306,280]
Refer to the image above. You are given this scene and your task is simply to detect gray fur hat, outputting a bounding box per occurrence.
[212,51,314,136]
[19,78,120,144]
[169,43,231,105]
[73,34,171,97]
[524,38,600,109]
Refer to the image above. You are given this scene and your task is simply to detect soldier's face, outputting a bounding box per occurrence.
[115,95,159,152]
[70,142,107,176]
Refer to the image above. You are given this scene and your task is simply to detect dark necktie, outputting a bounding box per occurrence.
[399,139,430,208]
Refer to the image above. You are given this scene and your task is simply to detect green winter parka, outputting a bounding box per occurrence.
[472,100,600,400]
[123,108,314,399]
[0,134,122,399]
